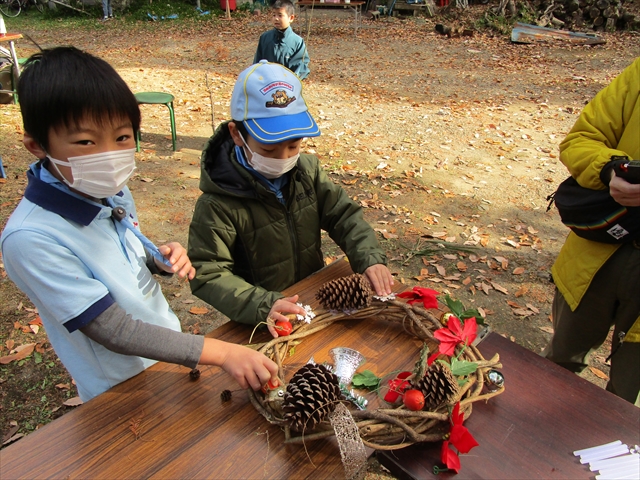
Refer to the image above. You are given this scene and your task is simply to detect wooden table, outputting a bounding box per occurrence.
[297,0,365,37]
[0,258,420,479]
[0,33,22,103]
[378,332,640,479]
[5,258,635,479]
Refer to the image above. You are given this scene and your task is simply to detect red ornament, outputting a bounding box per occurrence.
[275,320,293,336]
[261,378,281,394]
[434,316,478,356]
[440,402,479,472]
[383,371,412,403]
[397,287,439,309]
[403,389,425,411]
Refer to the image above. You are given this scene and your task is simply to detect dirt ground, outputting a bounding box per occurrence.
[1,7,638,474]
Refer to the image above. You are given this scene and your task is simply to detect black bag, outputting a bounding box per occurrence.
[547,176,640,243]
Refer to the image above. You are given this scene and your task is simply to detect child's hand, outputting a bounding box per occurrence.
[267,295,307,338]
[364,264,394,296]
[201,339,278,390]
[156,242,196,279]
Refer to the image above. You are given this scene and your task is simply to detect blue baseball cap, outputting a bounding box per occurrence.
[230,60,320,144]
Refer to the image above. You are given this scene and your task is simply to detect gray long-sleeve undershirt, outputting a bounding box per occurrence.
[80,302,204,369]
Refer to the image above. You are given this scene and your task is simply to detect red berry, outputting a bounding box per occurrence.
[275,320,293,336]
[261,378,281,394]
[403,389,425,411]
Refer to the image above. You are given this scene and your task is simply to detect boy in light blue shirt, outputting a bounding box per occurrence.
[1,47,278,402]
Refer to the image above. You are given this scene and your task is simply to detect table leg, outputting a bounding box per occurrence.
[8,41,21,103]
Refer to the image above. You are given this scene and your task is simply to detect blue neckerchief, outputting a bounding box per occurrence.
[105,197,172,268]
[234,145,289,205]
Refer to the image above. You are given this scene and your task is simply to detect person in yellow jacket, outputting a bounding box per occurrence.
[543,57,640,406]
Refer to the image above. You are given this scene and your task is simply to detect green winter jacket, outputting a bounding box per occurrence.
[551,57,640,342]
[188,122,387,325]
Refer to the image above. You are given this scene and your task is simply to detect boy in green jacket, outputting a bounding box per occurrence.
[188,61,393,337]
[254,0,309,80]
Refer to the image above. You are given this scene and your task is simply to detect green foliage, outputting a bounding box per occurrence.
[449,357,478,377]
[442,293,485,325]
[351,369,381,390]
[411,343,430,380]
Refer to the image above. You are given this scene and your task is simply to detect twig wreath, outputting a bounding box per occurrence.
[246,274,505,474]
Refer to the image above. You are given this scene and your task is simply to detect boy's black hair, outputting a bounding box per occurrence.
[17,46,141,151]
[272,0,295,17]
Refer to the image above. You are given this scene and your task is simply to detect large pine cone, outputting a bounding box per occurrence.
[413,361,460,410]
[282,364,342,432]
[315,274,373,311]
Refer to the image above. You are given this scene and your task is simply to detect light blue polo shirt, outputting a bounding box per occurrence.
[1,161,181,401]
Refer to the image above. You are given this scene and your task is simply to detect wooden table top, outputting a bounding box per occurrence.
[0,33,23,43]
[0,258,429,480]
[378,332,640,479]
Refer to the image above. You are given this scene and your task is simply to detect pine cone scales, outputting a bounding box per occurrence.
[316,274,373,311]
[283,364,342,432]
[413,362,460,410]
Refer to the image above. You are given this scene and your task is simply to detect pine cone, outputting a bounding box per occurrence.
[413,362,460,410]
[282,364,342,432]
[315,274,373,311]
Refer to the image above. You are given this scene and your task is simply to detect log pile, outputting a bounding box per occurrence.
[531,0,639,31]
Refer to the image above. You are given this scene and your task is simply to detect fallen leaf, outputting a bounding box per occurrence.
[28,316,43,326]
[55,383,71,390]
[490,282,509,295]
[435,264,446,276]
[0,343,36,364]
[514,285,529,297]
[63,397,84,407]
[5,340,14,351]
[29,325,40,334]
[512,267,525,275]
[182,299,196,304]
[589,367,609,380]
[494,256,508,269]
[462,276,471,285]
[526,303,540,314]
[189,306,209,315]
[512,308,531,316]
[539,326,554,334]
[140,177,154,183]
[456,261,467,272]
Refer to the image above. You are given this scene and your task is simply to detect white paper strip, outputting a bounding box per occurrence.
[595,461,640,479]
[574,440,622,457]
[580,445,630,464]
[596,471,640,480]
[589,453,639,471]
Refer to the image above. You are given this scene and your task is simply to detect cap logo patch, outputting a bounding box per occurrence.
[259,81,294,95]
[266,90,296,108]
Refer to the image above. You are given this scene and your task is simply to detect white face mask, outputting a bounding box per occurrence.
[47,148,137,198]
[240,134,299,180]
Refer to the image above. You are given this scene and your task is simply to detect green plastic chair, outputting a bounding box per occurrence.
[135,92,177,151]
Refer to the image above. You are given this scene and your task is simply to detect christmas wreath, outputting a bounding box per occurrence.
[247,274,505,476]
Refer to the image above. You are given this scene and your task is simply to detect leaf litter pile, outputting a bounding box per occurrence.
[1,8,637,459]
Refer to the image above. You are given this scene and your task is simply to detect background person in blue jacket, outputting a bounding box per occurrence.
[254,0,310,80]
